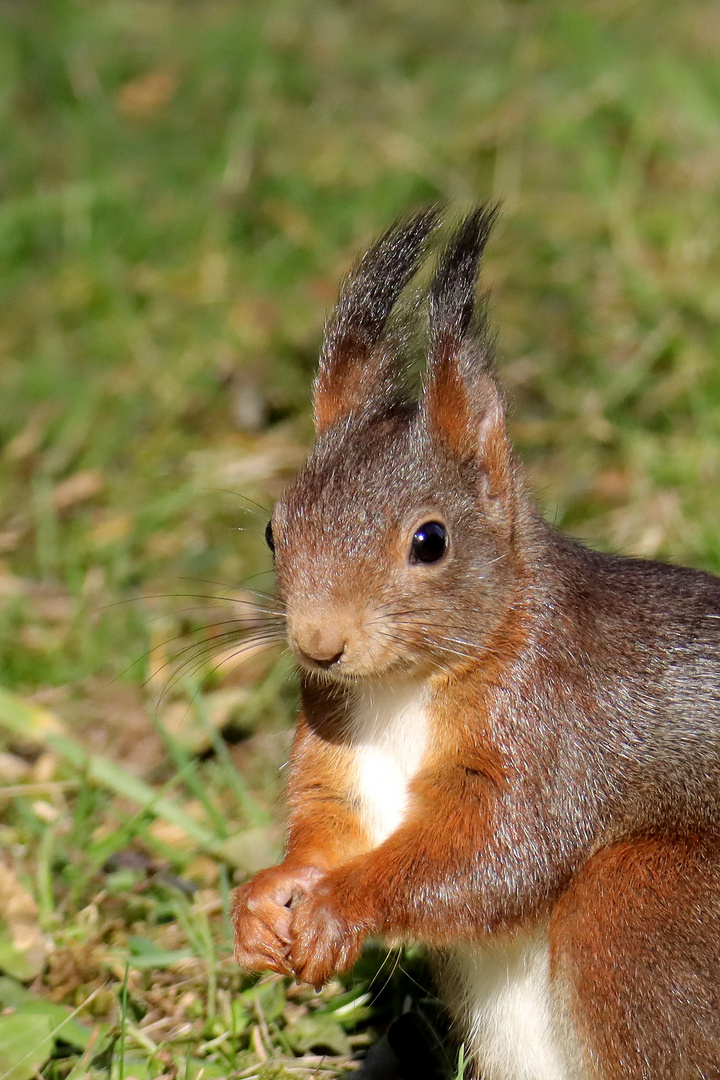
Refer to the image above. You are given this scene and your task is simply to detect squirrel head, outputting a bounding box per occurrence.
[269,207,527,683]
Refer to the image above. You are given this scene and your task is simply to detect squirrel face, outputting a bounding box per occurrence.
[264,207,526,684]
[271,400,515,682]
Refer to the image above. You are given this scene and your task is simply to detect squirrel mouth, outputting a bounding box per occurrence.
[287,611,415,681]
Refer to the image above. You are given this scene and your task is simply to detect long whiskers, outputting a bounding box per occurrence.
[377,627,482,666]
[195,488,272,518]
[101,591,287,620]
[149,624,285,683]
[175,577,281,609]
[372,606,509,669]
[150,629,286,708]
[117,582,287,706]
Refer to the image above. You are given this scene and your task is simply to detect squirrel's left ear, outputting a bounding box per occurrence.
[313,207,440,434]
[423,206,514,508]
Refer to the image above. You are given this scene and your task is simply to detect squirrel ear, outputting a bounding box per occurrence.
[423,206,512,499]
[313,207,441,434]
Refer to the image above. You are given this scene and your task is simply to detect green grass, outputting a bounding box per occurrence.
[1,0,720,1075]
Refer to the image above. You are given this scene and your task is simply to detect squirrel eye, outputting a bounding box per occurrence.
[265,520,275,553]
[410,521,447,564]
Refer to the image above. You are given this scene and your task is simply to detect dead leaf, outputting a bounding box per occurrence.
[30,801,59,823]
[4,406,55,463]
[52,470,103,513]
[159,687,254,753]
[0,520,28,555]
[89,511,134,546]
[43,941,107,1006]
[0,754,31,783]
[221,824,282,873]
[0,856,46,980]
[0,568,24,598]
[32,753,59,785]
[147,821,195,852]
[116,70,177,119]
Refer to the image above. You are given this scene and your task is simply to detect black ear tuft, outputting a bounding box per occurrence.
[324,206,442,360]
[423,206,507,468]
[314,207,441,432]
[428,204,498,365]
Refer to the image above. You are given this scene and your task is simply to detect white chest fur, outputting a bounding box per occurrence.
[442,932,584,1080]
[349,681,429,848]
[346,685,584,1080]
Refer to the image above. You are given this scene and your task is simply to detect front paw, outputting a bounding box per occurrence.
[232,863,324,975]
[289,875,371,989]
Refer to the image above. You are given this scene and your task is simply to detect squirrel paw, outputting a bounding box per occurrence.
[289,874,370,989]
[232,863,324,975]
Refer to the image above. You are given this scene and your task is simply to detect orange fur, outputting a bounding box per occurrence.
[551,838,720,1078]
[314,345,383,433]
[232,208,720,1077]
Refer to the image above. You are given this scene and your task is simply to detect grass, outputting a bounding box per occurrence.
[1,0,720,1075]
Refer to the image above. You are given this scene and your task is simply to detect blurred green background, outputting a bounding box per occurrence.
[1,0,720,1076]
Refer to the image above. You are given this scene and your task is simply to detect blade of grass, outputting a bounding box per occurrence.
[0,684,224,856]
[183,675,270,828]
[149,704,230,840]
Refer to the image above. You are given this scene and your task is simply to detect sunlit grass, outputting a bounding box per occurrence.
[1,0,720,1074]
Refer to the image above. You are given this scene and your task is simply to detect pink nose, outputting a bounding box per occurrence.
[294,625,347,668]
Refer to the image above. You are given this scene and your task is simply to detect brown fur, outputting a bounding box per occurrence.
[551,838,720,1079]
[232,208,720,1077]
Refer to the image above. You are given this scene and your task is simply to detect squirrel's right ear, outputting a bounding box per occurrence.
[313,208,440,434]
[424,206,515,510]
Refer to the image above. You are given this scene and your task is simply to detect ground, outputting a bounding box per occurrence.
[1,1,720,1077]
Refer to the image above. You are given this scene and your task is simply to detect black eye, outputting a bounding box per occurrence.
[410,521,447,564]
[265,520,275,553]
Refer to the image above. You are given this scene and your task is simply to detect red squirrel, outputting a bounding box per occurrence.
[232,206,720,1080]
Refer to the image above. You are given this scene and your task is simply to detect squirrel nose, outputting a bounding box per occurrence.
[295,626,347,668]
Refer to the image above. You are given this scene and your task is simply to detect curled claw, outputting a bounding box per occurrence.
[233,909,292,975]
[288,878,367,989]
[246,884,293,945]
[232,863,325,974]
